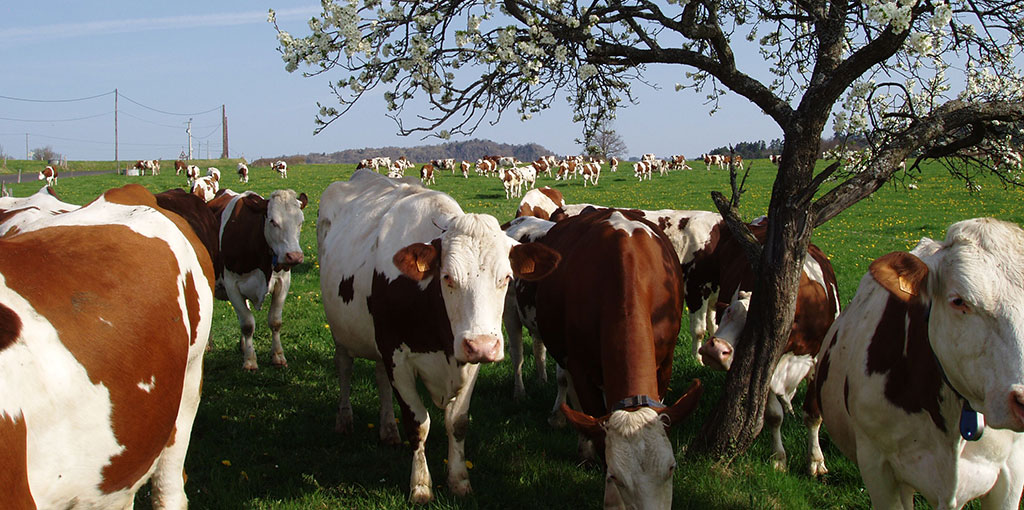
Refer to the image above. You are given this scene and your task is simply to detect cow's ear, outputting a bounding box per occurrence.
[561,403,606,443]
[297,192,308,209]
[510,243,560,281]
[659,379,703,429]
[243,194,269,213]
[393,241,440,281]
[870,251,929,303]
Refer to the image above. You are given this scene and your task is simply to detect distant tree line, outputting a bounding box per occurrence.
[706,135,869,160]
[255,139,556,166]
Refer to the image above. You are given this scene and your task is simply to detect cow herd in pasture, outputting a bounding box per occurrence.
[2,156,1024,509]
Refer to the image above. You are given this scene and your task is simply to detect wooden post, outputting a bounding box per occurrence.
[221,104,229,159]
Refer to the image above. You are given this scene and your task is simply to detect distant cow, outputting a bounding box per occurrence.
[819,218,1024,508]
[175,159,187,175]
[460,160,470,178]
[506,208,702,509]
[0,183,214,509]
[697,232,839,476]
[317,169,559,503]
[0,185,78,236]
[769,154,783,165]
[207,189,308,370]
[420,163,435,185]
[238,162,249,183]
[514,186,565,221]
[556,159,578,181]
[185,164,201,187]
[498,167,523,199]
[634,161,652,181]
[609,156,619,173]
[476,158,497,176]
[580,162,600,186]
[516,164,537,189]
[190,169,220,202]
[272,160,288,178]
[38,165,58,187]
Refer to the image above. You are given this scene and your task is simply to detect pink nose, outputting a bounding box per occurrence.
[1010,389,1024,429]
[276,251,304,270]
[698,338,733,371]
[461,335,503,363]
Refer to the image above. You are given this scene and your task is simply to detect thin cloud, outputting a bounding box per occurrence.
[0,7,319,47]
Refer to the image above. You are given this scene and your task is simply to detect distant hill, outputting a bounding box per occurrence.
[253,139,557,166]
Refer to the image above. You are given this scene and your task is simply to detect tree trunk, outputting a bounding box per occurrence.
[688,137,818,461]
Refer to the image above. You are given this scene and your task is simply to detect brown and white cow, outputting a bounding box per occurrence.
[208,188,308,370]
[556,159,578,181]
[475,158,497,176]
[271,160,288,178]
[185,164,201,187]
[460,160,470,178]
[498,167,523,199]
[609,156,619,173]
[420,163,435,185]
[506,208,702,509]
[819,218,1024,508]
[238,161,250,183]
[190,170,220,202]
[633,161,652,181]
[515,186,565,221]
[38,165,58,187]
[696,233,839,476]
[175,159,187,175]
[317,169,559,504]
[580,162,601,186]
[0,183,214,509]
[155,188,223,283]
[0,185,78,236]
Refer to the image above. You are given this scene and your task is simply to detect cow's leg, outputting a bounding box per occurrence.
[802,372,828,477]
[150,347,204,510]
[857,442,909,509]
[980,450,1024,510]
[374,362,401,445]
[766,393,787,471]
[504,291,528,401]
[532,334,547,384]
[547,364,569,428]
[267,271,291,367]
[392,365,433,504]
[444,363,480,497]
[333,347,355,434]
[225,287,259,371]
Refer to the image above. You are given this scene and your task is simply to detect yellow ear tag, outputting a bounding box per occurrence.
[898,275,916,296]
[417,259,430,273]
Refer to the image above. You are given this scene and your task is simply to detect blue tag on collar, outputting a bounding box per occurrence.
[959,404,984,441]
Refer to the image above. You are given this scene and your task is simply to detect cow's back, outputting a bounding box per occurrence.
[318,169,464,360]
[0,184,213,508]
[157,188,222,281]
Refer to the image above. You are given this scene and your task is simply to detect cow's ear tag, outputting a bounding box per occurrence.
[898,275,916,296]
[960,403,984,441]
[416,259,430,273]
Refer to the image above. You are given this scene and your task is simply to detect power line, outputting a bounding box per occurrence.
[118,92,221,117]
[118,111,186,129]
[0,91,114,103]
[0,112,112,123]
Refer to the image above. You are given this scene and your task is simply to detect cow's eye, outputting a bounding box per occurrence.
[950,295,970,314]
[499,274,512,287]
[269,219,279,228]
[442,274,455,288]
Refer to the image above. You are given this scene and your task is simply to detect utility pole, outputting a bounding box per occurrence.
[25,133,29,159]
[186,118,193,160]
[114,88,119,171]
[221,104,229,159]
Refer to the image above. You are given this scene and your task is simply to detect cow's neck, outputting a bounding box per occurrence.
[600,344,662,410]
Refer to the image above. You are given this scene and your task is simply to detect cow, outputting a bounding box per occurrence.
[556,159,578,181]
[0,185,78,236]
[670,155,691,170]
[190,171,220,202]
[207,188,308,370]
[420,163,435,185]
[476,158,497,176]
[460,160,470,178]
[175,159,188,175]
[0,183,214,509]
[357,158,373,170]
[238,162,250,183]
[532,158,552,177]
[316,169,559,503]
[272,160,288,178]
[609,156,619,173]
[38,165,58,187]
[185,164,201,187]
[633,161,652,181]
[580,162,600,186]
[696,233,839,476]
[498,167,523,199]
[769,154,783,165]
[515,186,565,221]
[506,208,703,509]
[387,162,405,179]
[516,164,537,190]
[732,155,745,170]
[155,188,223,284]
[818,218,1024,509]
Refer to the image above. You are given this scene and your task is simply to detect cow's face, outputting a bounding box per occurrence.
[264,190,308,271]
[698,291,751,371]
[393,213,559,363]
[872,218,1024,431]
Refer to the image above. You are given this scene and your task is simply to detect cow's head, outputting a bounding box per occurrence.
[698,290,751,371]
[392,213,560,363]
[562,380,703,510]
[262,190,308,271]
[870,218,1024,431]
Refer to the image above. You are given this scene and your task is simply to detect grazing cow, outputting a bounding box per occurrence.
[0,185,78,236]
[531,158,552,177]
[515,186,565,221]
[697,235,839,475]
[517,164,537,190]
[476,158,497,176]
[0,183,214,509]
[580,162,601,186]
[395,156,414,170]
[357,158,373,170]
[387,162,405,179]
[507,208,703,509]
[37,165,58,187]
[818,218,1024,509]
[175,159,187,175]
[238,162,250,183]
[420,163,436,185]
[769,154,783,165]
[190,171,220,202]
[732,155,745,170]
[460,160,470,178]
[609,156,619,173]
[498,167,523,199]
[556,159,578,181]
[670,155,691,170]
[185,164,201,187]
[271,160,288,178]
[207,188,308,370]
[317,169,559,503]
[633,161,652,181]
[498,155,518,167]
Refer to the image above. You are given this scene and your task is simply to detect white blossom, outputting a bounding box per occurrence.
[578,63,597,80]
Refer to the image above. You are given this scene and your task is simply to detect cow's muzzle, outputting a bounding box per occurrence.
[461,335,503,364]
[698,337,733,371]
[274,251,304,271]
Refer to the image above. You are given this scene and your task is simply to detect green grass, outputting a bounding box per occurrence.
[6,159,1023,509]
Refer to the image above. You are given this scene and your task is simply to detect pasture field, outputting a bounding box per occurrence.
[5,159,1023,509]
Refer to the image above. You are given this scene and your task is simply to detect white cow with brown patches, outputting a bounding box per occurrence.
[0,186,78,236]
[819,218,1024,509]
[317,169,560,504]
[0,183,214,509]
[38,166,58,187]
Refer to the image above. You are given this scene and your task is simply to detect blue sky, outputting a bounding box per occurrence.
[0,1,783,162]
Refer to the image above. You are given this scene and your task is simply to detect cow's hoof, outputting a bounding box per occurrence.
[808,459,828,477]
[242,361,259,372]
[409,484,433,505]
[271,355,288,368]
[449,478,472,497]
[380,423,401,446]
[771,455,788,473]
[548,410,567,429]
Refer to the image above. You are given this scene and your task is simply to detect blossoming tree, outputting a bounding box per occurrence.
[271,0,1024,461]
